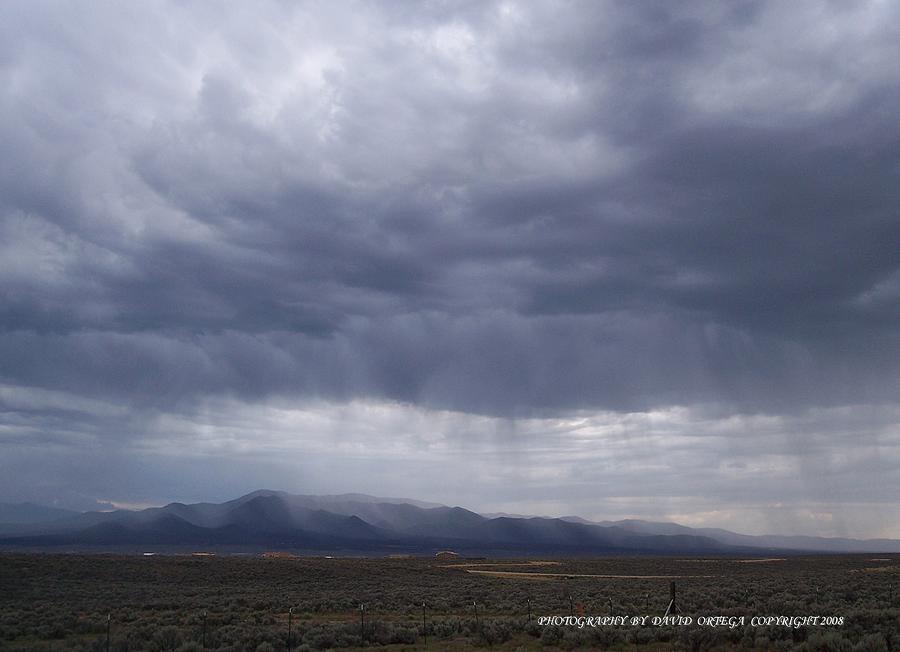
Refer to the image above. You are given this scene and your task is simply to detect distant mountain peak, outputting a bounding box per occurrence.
[231,490,445,510]
[3,492,900,555]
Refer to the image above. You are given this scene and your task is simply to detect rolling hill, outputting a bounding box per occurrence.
[2,491,899,554]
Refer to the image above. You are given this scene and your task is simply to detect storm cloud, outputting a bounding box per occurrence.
[1,1,899,534]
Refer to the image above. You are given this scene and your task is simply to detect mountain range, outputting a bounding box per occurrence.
[1,490,898,555]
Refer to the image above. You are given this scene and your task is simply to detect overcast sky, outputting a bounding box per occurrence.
[1,1,899,538]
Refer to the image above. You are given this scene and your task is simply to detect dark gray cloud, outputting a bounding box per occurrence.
[1,1,899,532]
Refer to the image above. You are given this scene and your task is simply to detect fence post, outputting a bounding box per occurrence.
[201,611,207,650]
[422,601,427,647]
[664,582,677,617]
[106,613,110,652]
[287,607,293,652]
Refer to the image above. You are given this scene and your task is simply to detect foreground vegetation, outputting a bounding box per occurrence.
[1,553,898,650]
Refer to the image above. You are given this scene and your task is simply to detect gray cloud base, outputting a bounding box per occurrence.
[1,1,899,528]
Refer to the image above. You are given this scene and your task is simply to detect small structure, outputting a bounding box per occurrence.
[435,550,459,560]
